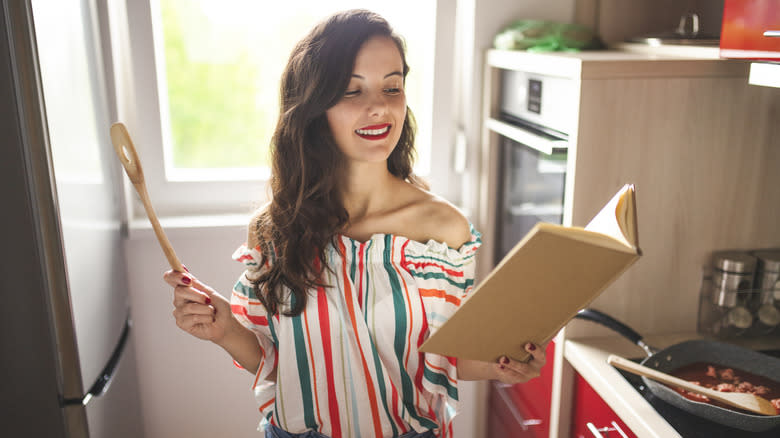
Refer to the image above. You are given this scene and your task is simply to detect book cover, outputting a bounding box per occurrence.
[419,184,641,362]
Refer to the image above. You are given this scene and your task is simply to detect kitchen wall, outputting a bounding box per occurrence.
[565,72,780,339]
[126,221,261,438]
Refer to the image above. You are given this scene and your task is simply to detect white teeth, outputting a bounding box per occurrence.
[356,126,389,135]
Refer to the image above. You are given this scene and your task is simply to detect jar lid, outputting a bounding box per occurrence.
[712,251,756,273]
[752,249,780,273]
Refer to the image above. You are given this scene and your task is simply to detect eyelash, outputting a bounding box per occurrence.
[344,87,403,97]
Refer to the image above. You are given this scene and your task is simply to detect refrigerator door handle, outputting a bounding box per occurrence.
[62,313,132,406]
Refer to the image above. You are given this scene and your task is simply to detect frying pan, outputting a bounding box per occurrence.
[574,308,780,432]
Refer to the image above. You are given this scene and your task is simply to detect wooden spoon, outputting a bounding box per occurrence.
[608,354,777,416]
[110,122,184,272]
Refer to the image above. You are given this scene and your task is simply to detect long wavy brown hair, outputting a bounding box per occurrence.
[253,10,424,316]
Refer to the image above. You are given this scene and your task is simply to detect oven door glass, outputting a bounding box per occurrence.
[497,134,566,261]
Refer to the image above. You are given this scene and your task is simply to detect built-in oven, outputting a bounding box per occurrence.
[492,69,576,262]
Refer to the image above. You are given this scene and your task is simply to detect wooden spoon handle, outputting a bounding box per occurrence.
[110,123,184,272]
[608,354,777,416]
[608,354,719,397]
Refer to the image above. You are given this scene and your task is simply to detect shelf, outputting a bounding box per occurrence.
[612,42,721,59]
[486,49,750,79]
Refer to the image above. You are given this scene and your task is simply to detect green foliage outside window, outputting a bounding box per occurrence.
[161,0,269,169]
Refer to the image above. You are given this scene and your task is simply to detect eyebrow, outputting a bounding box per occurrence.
[351,71,403,79]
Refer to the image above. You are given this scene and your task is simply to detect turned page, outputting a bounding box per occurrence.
[584,183,639,251]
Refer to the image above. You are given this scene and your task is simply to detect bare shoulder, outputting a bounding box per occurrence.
[247,202,271,248]
[403,186,471,249]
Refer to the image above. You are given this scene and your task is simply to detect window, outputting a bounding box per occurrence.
[117,1,456,218]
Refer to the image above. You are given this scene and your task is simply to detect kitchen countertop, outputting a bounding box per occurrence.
[564,333,780,438]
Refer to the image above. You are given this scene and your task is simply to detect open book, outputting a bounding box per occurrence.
[419,184,641,362]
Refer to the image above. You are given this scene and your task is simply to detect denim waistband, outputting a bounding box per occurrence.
[264,424,435,438]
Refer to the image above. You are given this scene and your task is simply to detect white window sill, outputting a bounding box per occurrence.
[126,213,249,241]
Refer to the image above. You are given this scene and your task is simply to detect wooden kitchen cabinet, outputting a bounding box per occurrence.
[570,371,636,438]
[487,341,556,438]
[476,48,780,437]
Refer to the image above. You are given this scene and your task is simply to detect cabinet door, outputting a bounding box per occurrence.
[570,372,636,438]
[721,0,780,60]
[487,341,555,438]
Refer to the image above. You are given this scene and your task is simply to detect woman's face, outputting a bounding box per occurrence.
[326,36,407,166]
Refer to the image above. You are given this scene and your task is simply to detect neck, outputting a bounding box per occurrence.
[341,161,397,221]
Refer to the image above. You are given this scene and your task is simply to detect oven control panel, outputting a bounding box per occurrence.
[499,70,576,136]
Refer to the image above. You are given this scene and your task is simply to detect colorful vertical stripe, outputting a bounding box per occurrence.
[230,225,481,438]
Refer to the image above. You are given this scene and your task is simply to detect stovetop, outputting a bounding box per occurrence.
[615,350,780,438]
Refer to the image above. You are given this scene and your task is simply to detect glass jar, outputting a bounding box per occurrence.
[752,249,780,334]
[711,251,756,335]
[711,250,756,307]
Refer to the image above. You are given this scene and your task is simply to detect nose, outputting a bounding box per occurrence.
[366,91,388,117]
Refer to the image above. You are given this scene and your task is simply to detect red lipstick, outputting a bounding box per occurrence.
[355,123,391,140]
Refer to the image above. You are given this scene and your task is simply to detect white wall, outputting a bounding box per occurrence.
[126,221,262,438]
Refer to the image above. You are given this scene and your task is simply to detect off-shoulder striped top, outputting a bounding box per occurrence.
[230,225,481,438]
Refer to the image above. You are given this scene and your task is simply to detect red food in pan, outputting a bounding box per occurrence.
[671,363,780,415]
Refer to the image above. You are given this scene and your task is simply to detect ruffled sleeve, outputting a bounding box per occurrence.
[231,243,277,421]
[403,224,481,426]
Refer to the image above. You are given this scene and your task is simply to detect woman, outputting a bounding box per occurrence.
[163,9,546,438]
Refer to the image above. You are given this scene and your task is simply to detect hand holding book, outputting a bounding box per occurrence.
[420,184,641,362]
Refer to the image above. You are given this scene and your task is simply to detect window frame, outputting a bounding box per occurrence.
[113,0,457,219]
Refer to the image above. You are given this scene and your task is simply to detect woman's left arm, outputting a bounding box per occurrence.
[457,342,547,384]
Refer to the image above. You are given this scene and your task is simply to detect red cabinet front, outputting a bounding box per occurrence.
[720,0,780,60]
[487,341,555,438]
[570,371,636,438]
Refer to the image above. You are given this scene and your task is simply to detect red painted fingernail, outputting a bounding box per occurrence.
[499,365,505,370]
[181,276,191,285]
[205,297,211,305]
[182,264,190,272]
[501,356,509,365]
[528,344,536,351]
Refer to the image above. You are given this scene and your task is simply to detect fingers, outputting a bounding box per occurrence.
[164,269,215,302]
[495,362,536,383]
[172,289,216,326]
[173,301,215,321]
[176,301,215,316]
[163,269,194,288]
[174,312,217,332]
[173,284,211,307]
[495,343,547,384]
[526,342,546,364]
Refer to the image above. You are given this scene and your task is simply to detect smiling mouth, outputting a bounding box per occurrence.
[355,124,391,140]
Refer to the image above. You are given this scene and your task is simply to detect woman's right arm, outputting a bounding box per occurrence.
[163,270,270,378]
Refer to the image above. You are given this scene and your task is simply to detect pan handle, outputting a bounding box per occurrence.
[575,309,657,356]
